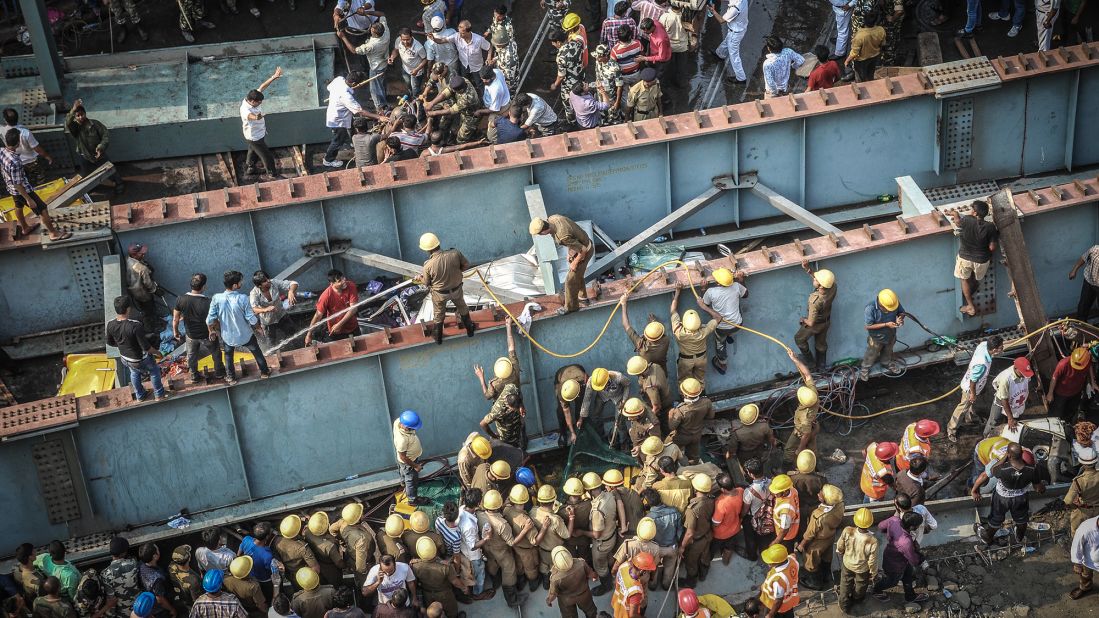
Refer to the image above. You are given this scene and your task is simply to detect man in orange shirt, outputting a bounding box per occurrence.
[861,441,897,503]
[611,553,655,618]
[710,473,744,564]
[770,475,800,552]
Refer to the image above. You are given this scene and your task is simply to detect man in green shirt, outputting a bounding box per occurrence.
[65,100,124,194]
[34,541,81,603]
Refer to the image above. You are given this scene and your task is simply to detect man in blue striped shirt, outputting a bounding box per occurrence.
[206,270,271,385]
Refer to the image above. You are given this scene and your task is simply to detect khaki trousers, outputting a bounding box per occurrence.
[431,288,469,325]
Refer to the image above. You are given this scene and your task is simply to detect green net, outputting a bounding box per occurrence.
[561,425,637,482]
[410,475,464,522]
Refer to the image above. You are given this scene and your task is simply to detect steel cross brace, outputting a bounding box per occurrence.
[742,173,844,236]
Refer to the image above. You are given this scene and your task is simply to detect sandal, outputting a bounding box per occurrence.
[1070,587,1092,600]
[48,231,73,242]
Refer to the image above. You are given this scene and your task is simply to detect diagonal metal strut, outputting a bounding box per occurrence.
[746,174,843,236]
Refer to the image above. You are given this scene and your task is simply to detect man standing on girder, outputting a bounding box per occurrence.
[530,214,593,316]
[946,200,999,317]
[417,232,476,344]
[795,260,836,373]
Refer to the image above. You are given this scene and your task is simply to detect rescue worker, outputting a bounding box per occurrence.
[622,397,660,458]
[787,450,825,538]
[769,474,800,552]
[984,356,1034,437]
[192,573,246,618]
[758,545,800,618]
[289,568,335,618]
[457,433,492,488]
[167,546,201,614]
[670,282,720,385]
[641,488,683,591]
[652,457,693,513]
[485,6,518,89]
[479,384,526,450]
[969,435,1010,490]
[474,318,519,401]
[546,547,598,618]
[222,556,265,616]
[611,553,656,618]
[479,489,520,607]
[548,30,585,123]
[625,68,661,121]
[678,474,715,588]
[401,511,445,565]
[637,436,685,490]
[896,419,939,472]
[530,214,593,315]
[1066,451,1099,536]
[532,486,571,587]
[393,410,429,506]
[835,508,878,614]
[1047,346,1098,422]
[417,232,476,343]
[794,260,837,372]
[947,335,1004,442]
[471,459,511,495]
[578,368,630,440]
[783,351,820,469]
[562,477,594,565]
[610,471,645,536]
[795,485,843,591]
[725,403,777,487]
[424,74,483,144]
[329,502,376,588]
[972,443,1046,545]
[503,485,541,591]
[378,514,410,564]
[271,517,321,587]
[627,355,671,423]
[698,267,748,376]
[589,472,623,595]
[556,365,588,445]
[861,289,904,380]
[667,378,714,463]
[302,512,344,586]
[621,294,671,376]
[610,518,667,590]
[410,537,466,618]
[861,441,898,503]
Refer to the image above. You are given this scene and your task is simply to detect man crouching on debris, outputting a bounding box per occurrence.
[971,443,1045,545]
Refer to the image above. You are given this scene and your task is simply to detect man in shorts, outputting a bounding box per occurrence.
[946,200,998,316]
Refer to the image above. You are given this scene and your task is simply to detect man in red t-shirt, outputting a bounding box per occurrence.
[710,473,744,564]
[304,269,360,345]
[1046,347,1097,422]
[807,45,841,91]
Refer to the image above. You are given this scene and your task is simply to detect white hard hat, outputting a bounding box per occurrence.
[430,15,445,29]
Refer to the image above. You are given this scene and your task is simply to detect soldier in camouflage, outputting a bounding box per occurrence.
[93,538,140,618]
[549,30,585,123]
[167,546,202,614]
[593,45,624,124]
[485,6,518,90]
[178,0,217,44]
[425,75,483,144]
[542,0,572,24]
[105,0,147,44]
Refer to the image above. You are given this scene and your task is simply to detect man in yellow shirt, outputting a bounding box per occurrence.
[845,12,885,81]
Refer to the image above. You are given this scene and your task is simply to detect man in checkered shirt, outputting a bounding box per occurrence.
[1,128,69,241]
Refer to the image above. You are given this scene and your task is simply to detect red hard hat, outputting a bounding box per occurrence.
[1021,448,1036,466]
[631,551,657,571]
[678,589,700,616]
[915,419,941,439]
[875,441,899,461]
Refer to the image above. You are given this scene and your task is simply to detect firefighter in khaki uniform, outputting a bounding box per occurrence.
[610,518,672,587]
[401,511,445,564]
[795,484,844,591]
[377,515,410,564]
[471,460,511,495]
[329,503,376,588]
[628,356,671,424]
[556,366,588,446]
[475,318,520,401]
[637,436,685,491]
[860,441,898,503]
[1065,451,1099,536]
[667,379,715,463]
[794,261,837,373]
[670,283,720,385]
[457,434,493,489]
[610,474,645,536]
[678,474,715,587]
[725,403,777,487]
[589,475,624,596]
[783,351,820,469]
[532,486,572,585]
[303,512,345,586]
[503,485,542,591]
[621,294,671,377]
[769,475,800,553]
[289,568,336,618]
[788,450,826,539]
[530,215,593,315]
[223,557,267,617]
[410,537,467,618]
[418,232,476,344]
[759,545,800,618]
[273,516,322,585]
[479,490,520,607]
[562,478,594,565]
[546,546,598,618]
[622,398,660,458]
[611,553,656,618]
[835,508,878,614]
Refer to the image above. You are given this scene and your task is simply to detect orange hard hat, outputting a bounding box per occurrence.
[678,589,699,616]
[875,441,898,461]
[915,419,940,439]
[631,552,657,571]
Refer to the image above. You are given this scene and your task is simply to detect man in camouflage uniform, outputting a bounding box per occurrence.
[543,0,572,24]
[94,538,140,618]
[178,0,216,44]
[167,546,202,614]
[485,7,518,90]
[549,30,585,123]
[425,75,482,143]
[105,0,147,44]
[593,45,624,125]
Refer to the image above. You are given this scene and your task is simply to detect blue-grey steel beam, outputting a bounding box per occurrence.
[16,0,62,100]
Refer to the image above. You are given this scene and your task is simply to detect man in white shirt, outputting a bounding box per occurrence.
[1,108,53,187]
[338,16,391,111]
[983,356,1034,437]
[427,20,492,78]
[659,4,688,88]
[699,267,748,375]
[459,489,489,597]
[239,66,283,180]
[389,27,428,97]
[322,71,385,167]
[424,16,459,76]
[947,335,1004,442]
[708,0,750,83]
[761,35,804,97]
[334,0,378,32]
[478,65,511,146]
[363,555,418,605]
[1071,515,1099,599]
[513,92,557,136]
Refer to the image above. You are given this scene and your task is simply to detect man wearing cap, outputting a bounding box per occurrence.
[972,443,1046,545]
[758,545,799,617]
[627,356,670,422]
[126,244,165,334]
[621,398,660,457]
[474,318,519,402]
[410,537,466,618]
[947,335,1005,443]
[270,518,321,587]
[425,74,483,144]
[425,17,459,76]
[578,368,630,440]
[167,546,201,613]
[289,568,335,618]
[480,383,526,450]
[457,433,492,488]
[479,490,520,607]
[861,441,897,503]
[861,289,904,381]
[621,295,671,376]
[484,6,518,89]
[637,437,684,489]
[984,357,1034,437]
[624,67,661,122]
[393,411,430,506]
[795,485,843,591]
[96,538,140,618]
[833,508,876,612]
[189,571,246,618]
[555,365,588,445]
[328,503,376,589]
[611,553,655,618]
[670,282,720,385]
[667,378,714,464]
[678,474,715,587]
[795,260,837,373]
[547,546,597,618]
[531,214,593,315]
[377,515,411,565]
[221,557,265,617]
[1067,452,1099,536]
[610,517,665,582]
[1048,347,1098,423]
[417,232,476,344]
[700,267,748,376]
[787,450,825,536]
[898,420,939,474]
[471,459,511,495]
[725,404,776,487]
[592,44,624,124]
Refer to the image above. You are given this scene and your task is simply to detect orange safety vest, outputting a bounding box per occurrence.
[861,441,895,500]
[759,557,800,613]
[896,423,931,471]
[611,563,645,618]
[773,491,800,541]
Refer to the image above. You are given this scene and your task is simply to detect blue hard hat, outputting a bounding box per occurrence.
[202,569,224,593]
[399,410,422,430]
[516,466,535,487]
[133,592,156,617]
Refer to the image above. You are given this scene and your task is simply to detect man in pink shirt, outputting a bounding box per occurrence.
[638,18,670,78]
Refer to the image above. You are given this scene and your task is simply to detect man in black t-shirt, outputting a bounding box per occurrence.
[946,200,999,317]
[105,295,168,401]
[971,443,1045,544]
[172,273,225,383]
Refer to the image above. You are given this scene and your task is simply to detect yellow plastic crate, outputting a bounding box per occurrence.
[58,353,116,397]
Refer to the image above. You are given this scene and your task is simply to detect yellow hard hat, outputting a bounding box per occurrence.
[419,232,440,251]
[636,517,657,541]
[853,507,874,529]
[769,474,793,494]
[470,435,492,460]
[814,269,835,289]
[691,474,713,493]
[796,450,817,474]
[582,471,602,491]
[602,469,624,487]
[561,379,581,402]
[561,12,580,30]
[230,555,253,580]
[563,478,585,496]
[509,484,530,504]
[623,397,645,417]
[641,435,664,457]
[342,502,364,526]
[490,460,511,480]
[738,404,759,426]
[761,544,788,565]
[1072,347,1092,370]
[551,546,574,570]
[528,218,547,235]
[626,355,650,376]
[280,515,302,539]
[384,514,405,538]
[483,489,504,510]
[643,321,665,341]
[821,484,843,506]
[680,377,703,398]
[295,567,320,591]
[682,310,702,332]
[308,512,330,536]
[590,368,610,391]
[537,484,557,503]
[416,536,437,560]
[713,267,734,287]
[797,386,818,407]
[409,510,430,534]
[493,357,514,379]
[877,288,899,312]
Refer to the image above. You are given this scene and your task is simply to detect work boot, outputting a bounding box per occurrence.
[136,25,148,41]
[181,29,195,42]
[800,569,822,590]
[542,575,549,590]
[502,586,519,608]
[433,322,443,345]
[698,565,709,582]
[815,352,828,372]
[977,523,994,545]
[115,24,127,43]
[1015,524,1028,544]
[591,575,612,596]
[528,574,541,592]
[462,314,477,337]
[198,19,216,28]
[678,576,697,589]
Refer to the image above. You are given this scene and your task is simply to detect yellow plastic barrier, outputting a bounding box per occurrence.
[1,178,68,222]
[58,353,115,397]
